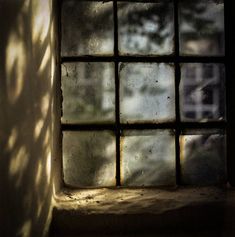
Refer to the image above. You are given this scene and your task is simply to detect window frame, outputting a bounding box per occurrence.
[58,0,234,188]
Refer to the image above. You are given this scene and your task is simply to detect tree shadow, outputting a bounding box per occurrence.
[0,0,59,236]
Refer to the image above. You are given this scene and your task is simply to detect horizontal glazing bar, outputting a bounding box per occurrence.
[61,56,225,63]
[61,0,173,3]
[62,121,227,131]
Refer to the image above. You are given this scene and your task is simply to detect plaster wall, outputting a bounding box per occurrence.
[0,0,60,236]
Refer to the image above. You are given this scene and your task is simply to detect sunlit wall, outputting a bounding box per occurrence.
[0,0,59,236]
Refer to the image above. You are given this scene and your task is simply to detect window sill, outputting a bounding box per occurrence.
[54,187,230,214]
[51,187,235,235]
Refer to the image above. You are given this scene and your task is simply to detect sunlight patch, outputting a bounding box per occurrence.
[6,32,26,104]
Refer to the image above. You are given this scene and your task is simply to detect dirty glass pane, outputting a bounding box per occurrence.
[61,62,115,124]
[61,1,114,56]
[118,1,174,55]
[179,0,224,56]
[180,130,226,185]
[121,130,175,186]
[63,131,116,187]
[120,63,175,123]
[180,63,225,122]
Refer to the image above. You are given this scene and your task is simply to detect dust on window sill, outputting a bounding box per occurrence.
[53,186,234,215]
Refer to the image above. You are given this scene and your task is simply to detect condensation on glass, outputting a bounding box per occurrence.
[180,63,225,122]
[179,0,224,56]
[61,62,115,123]
[63,131,116,187]
[180,130,226,185]
[118,1,174,55]
[120,63,175,123]
[61,0,114,56]
[121,130,175,186]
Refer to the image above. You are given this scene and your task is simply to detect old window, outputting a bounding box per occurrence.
[60,0,227,188]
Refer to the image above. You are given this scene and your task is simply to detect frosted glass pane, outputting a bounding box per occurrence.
[120,63,175,123]
[118,1,174,55]
[63,131,116,187]
[61,62,115,123]
[61,1,114,56]
[121,130,175,186]
[180,63,225,122]
[180,130,226,185]
[179,0,224,56]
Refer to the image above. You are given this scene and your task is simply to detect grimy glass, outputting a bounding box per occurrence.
[61,0,226,188]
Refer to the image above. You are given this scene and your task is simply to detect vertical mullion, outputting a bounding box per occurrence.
[59,0,66,187]
[224,0,235,186]
[113,0,121,186]
[174,0,181,185]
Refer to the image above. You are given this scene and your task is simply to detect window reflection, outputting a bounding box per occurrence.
[180,130,226,185]
[61,62,115,123]
[63,131,116,187]
[180,63,225,122]
[118,1,174,55]
[121,130,175,186]
[61,1,114,56]
[120,63,175,123]
[179,0,224,56]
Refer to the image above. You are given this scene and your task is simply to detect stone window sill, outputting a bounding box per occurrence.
[51,187,235,236]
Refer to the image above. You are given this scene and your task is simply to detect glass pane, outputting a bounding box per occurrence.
[61,62,115,123]
[63,131,116,187]
[121,130,175,186]
[61,1,114,56]
[120,63,175,123]
[180,63,225,122]
[118,1,174,55]
[180,130,226,185]
[179,0,224,56]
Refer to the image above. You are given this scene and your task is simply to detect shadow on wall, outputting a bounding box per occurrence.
[0,0,58,236]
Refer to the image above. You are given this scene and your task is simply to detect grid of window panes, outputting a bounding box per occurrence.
[61,0,226,187]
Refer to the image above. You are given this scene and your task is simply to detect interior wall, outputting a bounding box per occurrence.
[0,0,59,236]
